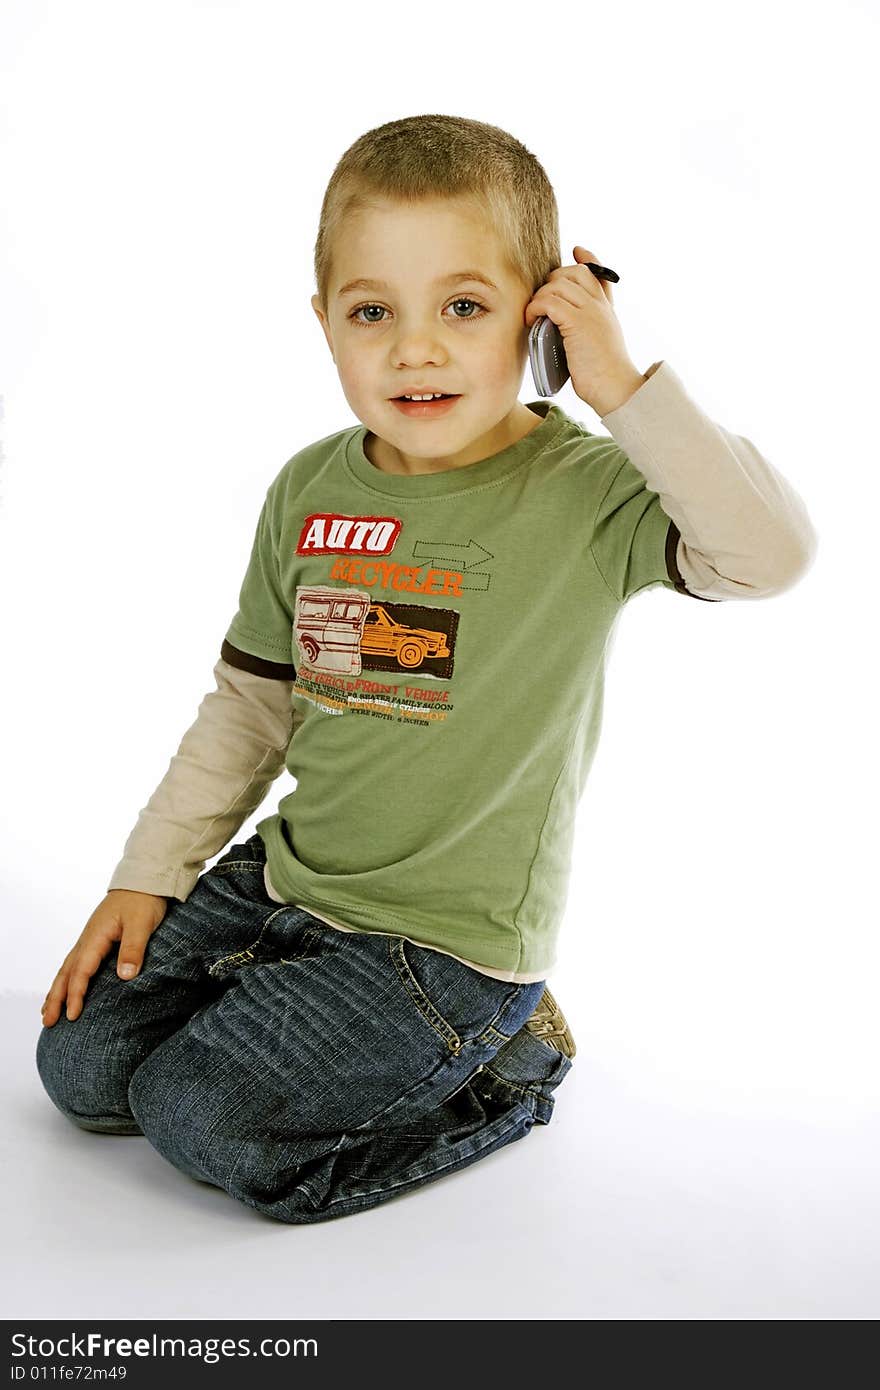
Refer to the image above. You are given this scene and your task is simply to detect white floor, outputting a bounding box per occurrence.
[6,990,877,1321]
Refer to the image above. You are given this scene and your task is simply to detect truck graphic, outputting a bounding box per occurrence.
[361,604,451,668]
[294,586,452,675]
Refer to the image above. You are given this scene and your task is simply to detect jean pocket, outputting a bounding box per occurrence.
[203,842,277,924]
[388,935,522,1054]
[212,834,266,872]
[208,918,327,981]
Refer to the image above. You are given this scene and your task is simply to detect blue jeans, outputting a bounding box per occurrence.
[36,833,572,1223]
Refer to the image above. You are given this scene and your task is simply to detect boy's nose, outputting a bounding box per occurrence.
[389,324,449,358]
[393,334,445,356]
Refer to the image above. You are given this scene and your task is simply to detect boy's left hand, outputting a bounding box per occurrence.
[523,245,646,415]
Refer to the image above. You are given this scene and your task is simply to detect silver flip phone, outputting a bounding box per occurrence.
[528,317,569,396]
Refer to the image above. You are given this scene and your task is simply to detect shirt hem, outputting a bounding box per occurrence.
[261,859,551,984]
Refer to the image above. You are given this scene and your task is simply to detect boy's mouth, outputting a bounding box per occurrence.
[389,394,462,418]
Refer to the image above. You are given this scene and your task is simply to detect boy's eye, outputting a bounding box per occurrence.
[348,297,488,327]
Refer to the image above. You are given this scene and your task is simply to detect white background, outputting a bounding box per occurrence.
[1,0,877,1322]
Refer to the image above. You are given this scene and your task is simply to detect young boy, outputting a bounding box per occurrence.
[36,114,817,1224]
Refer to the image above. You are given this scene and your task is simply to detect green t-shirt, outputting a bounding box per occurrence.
[222,399,690,976]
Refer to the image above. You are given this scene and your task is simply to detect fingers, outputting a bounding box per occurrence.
[40,892,165,1027]
[546,248,614,300]
[525,246,616,328]
[573,246,614,305]
[41,931,149,1027]
[62,967,93,1023]
[41,964,72,1028]
[59,939,108,1022]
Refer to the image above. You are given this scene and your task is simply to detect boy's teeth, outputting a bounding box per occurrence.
[403,393,445,400]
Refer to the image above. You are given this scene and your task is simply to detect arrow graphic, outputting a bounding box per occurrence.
[411,538,494,592]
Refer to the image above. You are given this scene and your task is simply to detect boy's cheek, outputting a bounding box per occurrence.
[331,353,367,393]
[481,333,528,388]
[336,365,381,416]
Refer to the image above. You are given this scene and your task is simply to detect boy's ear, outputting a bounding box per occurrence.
[311,294,336,361]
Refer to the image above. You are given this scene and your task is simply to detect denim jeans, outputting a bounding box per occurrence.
[36,833,572,1224]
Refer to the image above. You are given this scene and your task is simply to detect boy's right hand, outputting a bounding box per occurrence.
[41,889,169,1027]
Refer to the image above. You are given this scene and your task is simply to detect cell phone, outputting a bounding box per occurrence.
[529,317,570,396]
[528,261,620,396]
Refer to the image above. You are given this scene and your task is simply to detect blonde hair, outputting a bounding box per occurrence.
[313,114,561,311]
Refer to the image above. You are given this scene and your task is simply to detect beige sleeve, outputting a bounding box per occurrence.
[600,360,819,599]
[106,656,299,901]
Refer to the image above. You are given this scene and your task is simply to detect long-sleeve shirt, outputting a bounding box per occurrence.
[107,360,817,980]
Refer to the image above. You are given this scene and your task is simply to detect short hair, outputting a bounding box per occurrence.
[313,113,561,311]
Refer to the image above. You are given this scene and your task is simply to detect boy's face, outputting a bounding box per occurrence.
[311,197,542,475]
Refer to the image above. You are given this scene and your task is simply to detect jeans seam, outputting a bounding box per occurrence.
[206,902,294,977]
[307,1101,535,1211]
[480,1064,544,1101]
[278,924,325,965]
[389,937,463,1054]
[477,1022,513,1047]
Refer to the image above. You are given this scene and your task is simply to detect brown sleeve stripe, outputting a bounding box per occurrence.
[665,519,721,602]
[220,638,297,680]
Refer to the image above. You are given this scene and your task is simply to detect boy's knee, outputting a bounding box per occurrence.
[126,1049,156,1122]
[35,1017,141,1133]
[127,1050,209,1179]
[126,1046,183,1146]
[35,1018,70,1103]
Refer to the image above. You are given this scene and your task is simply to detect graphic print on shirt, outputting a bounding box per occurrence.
[296,511,493,593]
[297,511,403,557]
[291,511,486,727]
[291,586,459,724]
